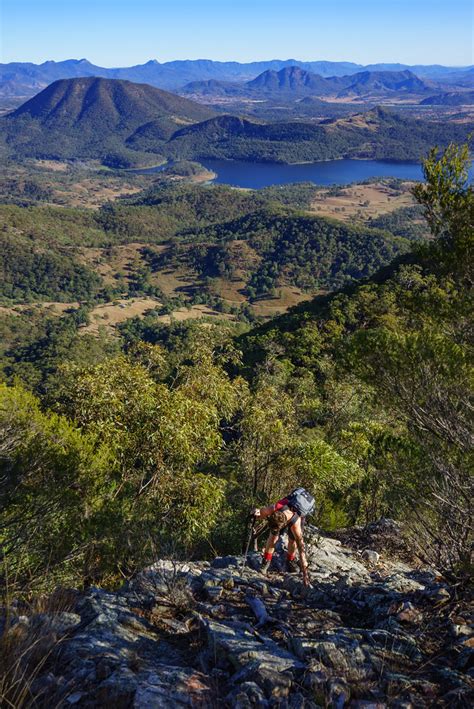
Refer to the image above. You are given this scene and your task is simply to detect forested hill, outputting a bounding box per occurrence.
[12,77,214,125]
[1,77,215,167]
[0,180,410,304]
[144,209,409,298]
[239,146,472,374]
[164,108,472,163]
[335,69,428,97]
[1,78,472,165]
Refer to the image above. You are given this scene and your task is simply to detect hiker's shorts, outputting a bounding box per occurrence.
[287,515,305,542]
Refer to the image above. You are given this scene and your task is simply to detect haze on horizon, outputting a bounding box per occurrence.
[1,0,473,68]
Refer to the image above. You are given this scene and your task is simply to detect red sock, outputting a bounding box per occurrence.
[264,551,273,561]
[287,552,296,561]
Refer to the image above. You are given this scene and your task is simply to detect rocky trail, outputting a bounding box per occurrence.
[8,521,473,707]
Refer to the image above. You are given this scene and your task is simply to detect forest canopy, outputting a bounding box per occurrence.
[0,142,472,596]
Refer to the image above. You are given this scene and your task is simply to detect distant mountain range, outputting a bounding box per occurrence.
[181,67,431,100]
[2,77,471,167]
[0,58,472,99]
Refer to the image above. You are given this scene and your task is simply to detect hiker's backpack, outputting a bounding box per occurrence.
[286,488,315,517]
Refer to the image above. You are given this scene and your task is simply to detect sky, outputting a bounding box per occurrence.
[0,0,473,67]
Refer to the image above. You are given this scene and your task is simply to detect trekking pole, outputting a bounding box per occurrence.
[241,516,269,571]
[241,514,256,571]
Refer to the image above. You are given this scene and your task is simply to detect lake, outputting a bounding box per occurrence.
[135,158,474,189]
[199,158,425,188]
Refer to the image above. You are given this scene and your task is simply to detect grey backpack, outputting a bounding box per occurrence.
[286,488,315,517]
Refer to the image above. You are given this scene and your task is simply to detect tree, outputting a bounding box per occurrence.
[412,141,473,243]
[0,383,111,594]
[346,142,473,577]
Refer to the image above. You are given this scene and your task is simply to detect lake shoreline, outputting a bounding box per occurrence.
[199,157,425,189]
[130,157,425,188]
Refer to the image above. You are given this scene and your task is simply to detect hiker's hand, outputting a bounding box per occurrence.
[302,567,310,587]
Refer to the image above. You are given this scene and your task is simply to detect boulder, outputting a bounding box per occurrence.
[12,524,470,708]
[361,550,380,564]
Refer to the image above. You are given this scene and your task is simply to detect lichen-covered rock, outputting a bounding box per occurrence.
[361,549,380,564]
[133,667,212,707]
[96,668,138,708]
[206,618,303,676]
[30,611,81,635]
[225,681,268,708]
[6,527,472,708]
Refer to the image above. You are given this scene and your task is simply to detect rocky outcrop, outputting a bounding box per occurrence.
[6,522,474,707]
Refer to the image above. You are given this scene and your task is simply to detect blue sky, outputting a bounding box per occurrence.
[1,0,472,67]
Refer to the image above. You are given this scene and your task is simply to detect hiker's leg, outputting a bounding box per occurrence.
[263,533,279,561]
[285,531,299,572]
[260,532,279,573]
[287,537,297,561]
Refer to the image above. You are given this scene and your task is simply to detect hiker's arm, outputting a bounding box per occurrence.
[252,496,288,518]
[293,526,310,585]
[252,505,275,518]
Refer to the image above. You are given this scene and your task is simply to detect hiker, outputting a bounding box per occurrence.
[252,488,314,587]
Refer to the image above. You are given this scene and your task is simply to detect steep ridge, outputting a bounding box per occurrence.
[12,520,472,706]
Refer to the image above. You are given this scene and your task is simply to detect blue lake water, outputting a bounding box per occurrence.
[199,158,425,188]
[134,158,473,189]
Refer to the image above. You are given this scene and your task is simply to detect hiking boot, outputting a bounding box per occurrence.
[286,558,299,574]
[260,559,271,575]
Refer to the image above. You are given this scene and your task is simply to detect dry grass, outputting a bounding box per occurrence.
[309,180,416,222]
[328,112,381,128]
[80,299,232,334]
[151,268,196,298]
[161,304,233,324]
[0,302,78,317]
[0,622,56,707]
[80,297,163,333]
[252,286,313,317]
[31,160,70,172]
[0,284,311,333]
[326,96,422,106]
[53,179,143,209]
[145,560,196,615]
[79,243,150,285]
[0,305,24,317]
[213,279,248,304]
[7,159,149,209]
[0,589,77,708]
